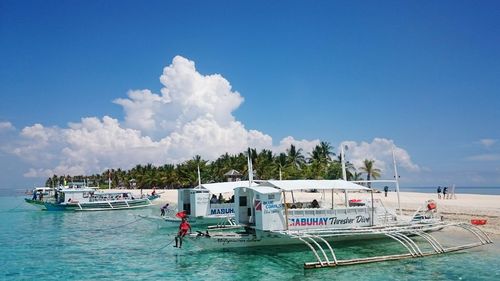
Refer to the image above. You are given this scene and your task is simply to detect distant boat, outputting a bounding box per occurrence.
[41,187,157,211]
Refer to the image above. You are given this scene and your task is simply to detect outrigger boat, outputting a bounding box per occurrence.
[188,179,492,268]
[187,150,493,269]
[24,187,57,209]
[43,187,157,211]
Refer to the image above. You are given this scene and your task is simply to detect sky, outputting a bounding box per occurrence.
[0,0,499,189]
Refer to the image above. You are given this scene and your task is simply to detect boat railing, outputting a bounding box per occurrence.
[287,206,370,217]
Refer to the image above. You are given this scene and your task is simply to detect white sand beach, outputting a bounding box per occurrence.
[128,188,500,236]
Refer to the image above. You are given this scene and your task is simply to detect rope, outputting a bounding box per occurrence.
[150,239,176,253]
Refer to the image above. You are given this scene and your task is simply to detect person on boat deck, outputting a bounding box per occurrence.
[174,217,191,248]
[160,203,169,216]
[384,186,389,197]
[437,186,442,199]
[32,191,37,200]
[210,194,218,204]
[218,193,224,203]
[311,199,320,208]
[39,191,44,201]
[152,187,156,196]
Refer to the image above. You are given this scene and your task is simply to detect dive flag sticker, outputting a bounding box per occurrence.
[255,200,262,211]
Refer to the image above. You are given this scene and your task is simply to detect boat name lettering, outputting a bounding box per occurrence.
[289,215,370,226]
[210,208,234,215]
[263,201,283,210]
[288,217,329,226]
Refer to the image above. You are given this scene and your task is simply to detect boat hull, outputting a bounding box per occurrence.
[163,215,234,226]
[187,222,446,250]
[24,198,47,210]
[44,199,153,211]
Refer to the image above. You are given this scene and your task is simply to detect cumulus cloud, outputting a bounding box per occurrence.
[340,138,420,177]
[5,56,420,181]
[7,56,324,178]
[479,138,497,148]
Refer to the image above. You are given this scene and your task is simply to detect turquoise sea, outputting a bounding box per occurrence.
[1,196,499,281]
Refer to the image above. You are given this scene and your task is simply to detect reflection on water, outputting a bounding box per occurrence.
[0,196,498,281]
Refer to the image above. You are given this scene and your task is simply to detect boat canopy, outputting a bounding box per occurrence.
[244,185,281,194]
[197,181,257,194]
[60,188,97,193]
[261,180,369,191]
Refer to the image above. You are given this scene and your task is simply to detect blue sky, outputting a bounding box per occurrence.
[1,0,499,189]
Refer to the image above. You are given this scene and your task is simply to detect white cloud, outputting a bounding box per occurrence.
[340,138,420,177]
[5,56,421,183]
[0,121,14,132]
[7,56,321,178]
[479,138,497,148]
[274,136,320,154]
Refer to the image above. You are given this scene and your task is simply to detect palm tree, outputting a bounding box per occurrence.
[359,159,381,188]
[286,144,305,169]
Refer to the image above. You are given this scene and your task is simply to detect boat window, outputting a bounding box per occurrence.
[268,194,275,200]
[239,196,247,207]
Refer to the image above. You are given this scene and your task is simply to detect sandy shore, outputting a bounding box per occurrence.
[125,188,500,236]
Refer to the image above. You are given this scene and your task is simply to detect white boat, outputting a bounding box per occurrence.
[187,179,492,268]
[43,187,156,211]
[163,181,258,226]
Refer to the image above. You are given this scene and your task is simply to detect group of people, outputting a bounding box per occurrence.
[437,186,455,199]
[210,193,234,204]
[31,190,44,201]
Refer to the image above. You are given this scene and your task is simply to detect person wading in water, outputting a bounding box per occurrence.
[174,217,191,248]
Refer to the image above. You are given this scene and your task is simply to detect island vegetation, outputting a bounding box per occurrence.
[44,142,381,189]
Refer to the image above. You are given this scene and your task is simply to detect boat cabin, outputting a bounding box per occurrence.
[57,188,135,204]
[177,181,255,218]
[234,180,392,232]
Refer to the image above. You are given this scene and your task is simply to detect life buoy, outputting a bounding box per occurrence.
[427,201,436,210]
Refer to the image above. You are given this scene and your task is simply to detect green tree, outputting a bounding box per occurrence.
[359,159,381,188]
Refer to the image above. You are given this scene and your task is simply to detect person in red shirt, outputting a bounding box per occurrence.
[174,217,191,248]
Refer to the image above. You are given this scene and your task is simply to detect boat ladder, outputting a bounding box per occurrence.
[296,222,493,269]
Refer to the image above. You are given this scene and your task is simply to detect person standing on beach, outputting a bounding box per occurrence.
[174,218,191,248]
[437,186,442,199]
[443,186,448,199]
[383,186,389,197]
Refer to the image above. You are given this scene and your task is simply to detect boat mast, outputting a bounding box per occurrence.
[341,145,348,207]
[341,145,347,180]
[197,165,202,187]
[392,148,402,216]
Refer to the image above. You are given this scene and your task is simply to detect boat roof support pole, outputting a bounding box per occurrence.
[331,189,334,210]
[370,189,374,226]
[344,190,348,208]
[283,191,289,231]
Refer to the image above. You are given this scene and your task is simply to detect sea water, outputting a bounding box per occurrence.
[0,196,499,281]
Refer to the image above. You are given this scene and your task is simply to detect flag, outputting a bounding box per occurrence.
[255,200,262,211]
[176,210,187,219]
